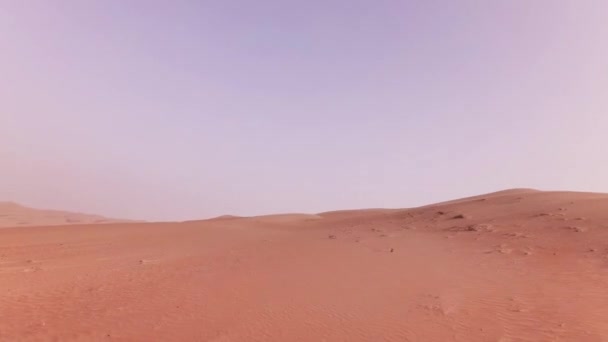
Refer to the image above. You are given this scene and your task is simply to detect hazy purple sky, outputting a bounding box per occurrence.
[2,1,608,221]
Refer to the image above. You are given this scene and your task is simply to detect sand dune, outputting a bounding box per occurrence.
[193,213,322,224]
[2,190,608,341]
[0,202,134,228]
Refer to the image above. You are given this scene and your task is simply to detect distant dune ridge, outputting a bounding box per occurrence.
[3,189,608,340]
[0,201,134,228]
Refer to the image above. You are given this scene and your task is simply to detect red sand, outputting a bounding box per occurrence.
[2,189,608,341]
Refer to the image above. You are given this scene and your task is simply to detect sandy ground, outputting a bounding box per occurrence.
[2,189,608,341]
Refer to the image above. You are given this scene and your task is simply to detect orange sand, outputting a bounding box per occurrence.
[2,189,608,341]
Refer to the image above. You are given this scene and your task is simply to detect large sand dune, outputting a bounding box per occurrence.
[0,202,133,228]
[2,190,608,341]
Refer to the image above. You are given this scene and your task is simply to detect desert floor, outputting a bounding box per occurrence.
[2,189,608,341]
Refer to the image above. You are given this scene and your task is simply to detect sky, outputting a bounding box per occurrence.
[2,1,608,221]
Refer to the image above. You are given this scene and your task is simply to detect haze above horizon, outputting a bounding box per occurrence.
[2,1,608,221]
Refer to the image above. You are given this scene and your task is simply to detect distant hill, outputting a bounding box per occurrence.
[0,202,134,228]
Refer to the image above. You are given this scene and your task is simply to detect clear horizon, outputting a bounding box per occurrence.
[2,1,608,221]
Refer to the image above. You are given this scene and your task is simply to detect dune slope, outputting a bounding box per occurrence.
[0,202,132,228]
[2,190,608,341]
